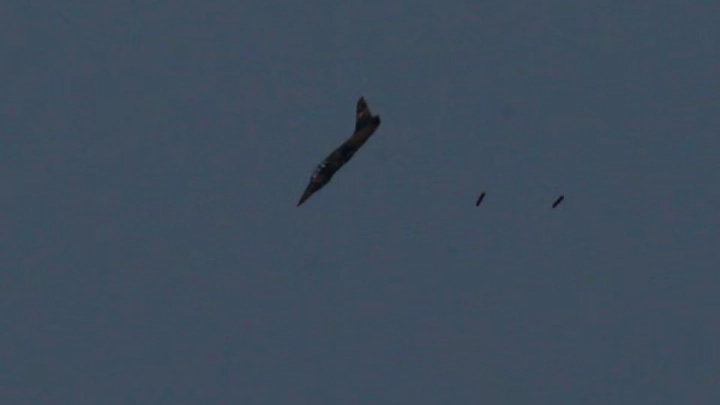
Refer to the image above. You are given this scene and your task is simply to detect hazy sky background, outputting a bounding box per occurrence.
[2,1,719,404]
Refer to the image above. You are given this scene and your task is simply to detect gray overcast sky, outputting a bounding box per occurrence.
[2,1,719,404]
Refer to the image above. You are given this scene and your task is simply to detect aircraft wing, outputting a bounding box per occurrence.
[355,97,375,132]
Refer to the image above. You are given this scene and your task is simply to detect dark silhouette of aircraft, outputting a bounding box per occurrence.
[475,192,486,206]
[297,97,381,206]
[552,195,565,208]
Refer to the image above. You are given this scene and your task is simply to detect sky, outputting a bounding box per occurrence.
[1,1,719,404]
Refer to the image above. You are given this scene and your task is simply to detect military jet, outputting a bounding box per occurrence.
[297,97,382,206]
[475,192,486,207]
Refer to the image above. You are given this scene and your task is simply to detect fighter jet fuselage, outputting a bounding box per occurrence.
[297,97,381,206]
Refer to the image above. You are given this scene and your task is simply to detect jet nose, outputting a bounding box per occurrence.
[297,189,313,206]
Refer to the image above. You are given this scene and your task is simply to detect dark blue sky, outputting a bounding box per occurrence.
[2,1,719,404]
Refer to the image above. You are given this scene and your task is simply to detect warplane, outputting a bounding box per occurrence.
[475,192,486,207]
[296,97,381,206]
